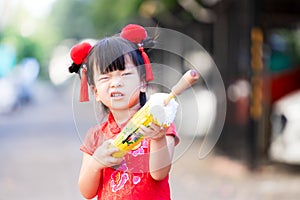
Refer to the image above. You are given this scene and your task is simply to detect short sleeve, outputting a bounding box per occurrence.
[80,125,106,155]
[166,123,180,145]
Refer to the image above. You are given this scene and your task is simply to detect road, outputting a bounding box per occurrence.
[1,81,300,200]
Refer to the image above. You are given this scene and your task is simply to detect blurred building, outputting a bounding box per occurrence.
[144,0,300,168]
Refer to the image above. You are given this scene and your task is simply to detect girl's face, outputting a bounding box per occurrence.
[91,55,143,111]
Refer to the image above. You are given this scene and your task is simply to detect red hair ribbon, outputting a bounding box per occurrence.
[70,42,92,102]
[121,24,154,81]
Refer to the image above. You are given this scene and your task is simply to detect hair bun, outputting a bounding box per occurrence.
[70,42,92,65]
[120,24,147,44]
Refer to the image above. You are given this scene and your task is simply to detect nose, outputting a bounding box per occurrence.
[110,76,123,88]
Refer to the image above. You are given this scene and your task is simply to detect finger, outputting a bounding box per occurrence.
[109,157,123,165]
[149,123,164,133]
[138,126,153,138]
[103,139,119,151]
[106,146,120,156]
[104,139,114,146]
[151,132,166,140]
[139,125,149,134]
[147,123,156,131]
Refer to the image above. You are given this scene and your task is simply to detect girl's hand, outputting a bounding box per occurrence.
[92,139,124,168]
[139,123,166,141]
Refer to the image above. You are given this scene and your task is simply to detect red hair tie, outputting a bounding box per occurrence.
[70,42,92,65]
[121,24,154,82]
[70,42,92,102]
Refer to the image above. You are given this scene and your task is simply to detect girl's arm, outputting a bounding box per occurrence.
[78,153,102,199]
[149,135,175,180]
[78,140,123,199]
[139,124,176,181]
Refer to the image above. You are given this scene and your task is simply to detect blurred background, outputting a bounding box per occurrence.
[1,0,300,199]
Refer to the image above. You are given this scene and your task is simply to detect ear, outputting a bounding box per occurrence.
[140,79,147,93]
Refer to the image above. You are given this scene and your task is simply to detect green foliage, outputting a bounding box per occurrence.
[50,0,142,40]
[87,0,142,36]
[50,0,92,39]
[1,27,36,63]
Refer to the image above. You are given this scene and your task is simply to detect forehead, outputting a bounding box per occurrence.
[93,54,137,74]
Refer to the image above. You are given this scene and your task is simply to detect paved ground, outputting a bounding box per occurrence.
[1,81,300,200]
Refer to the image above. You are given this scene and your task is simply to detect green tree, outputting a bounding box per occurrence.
[50,0,142,40]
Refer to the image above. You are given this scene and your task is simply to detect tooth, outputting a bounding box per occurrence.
[112,93,121,97]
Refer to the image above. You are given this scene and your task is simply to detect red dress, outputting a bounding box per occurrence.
[80,113,179,200]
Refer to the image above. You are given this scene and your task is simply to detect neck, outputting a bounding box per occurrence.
[110,104,140,125]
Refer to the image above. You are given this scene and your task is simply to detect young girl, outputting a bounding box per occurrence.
[69,24,179,200]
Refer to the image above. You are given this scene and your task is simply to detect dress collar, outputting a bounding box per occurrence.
[107,113,121,135]
[106,105,141,135]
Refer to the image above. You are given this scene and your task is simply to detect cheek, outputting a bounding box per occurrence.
[127,85,141,106]
[93,84,108,102]
[128,93,140,107]
[128,80,141,95]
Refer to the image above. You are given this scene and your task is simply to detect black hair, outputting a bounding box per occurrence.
[68,63,81,74]
[86,37,145,85]
[86,36,148,107]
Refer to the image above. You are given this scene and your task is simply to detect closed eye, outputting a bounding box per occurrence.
[122,72,132,76]
[98,76,109,81]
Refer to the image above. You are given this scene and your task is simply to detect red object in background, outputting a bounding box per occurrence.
[271,67,300,103]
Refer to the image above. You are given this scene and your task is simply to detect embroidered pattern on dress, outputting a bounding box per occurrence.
[130,139,148,157]
[133,176,141,184]
[110,171,129,192]
[110,139,149,192]
[110,161,129,192]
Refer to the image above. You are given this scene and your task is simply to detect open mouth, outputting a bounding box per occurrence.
[110,92,124,98]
